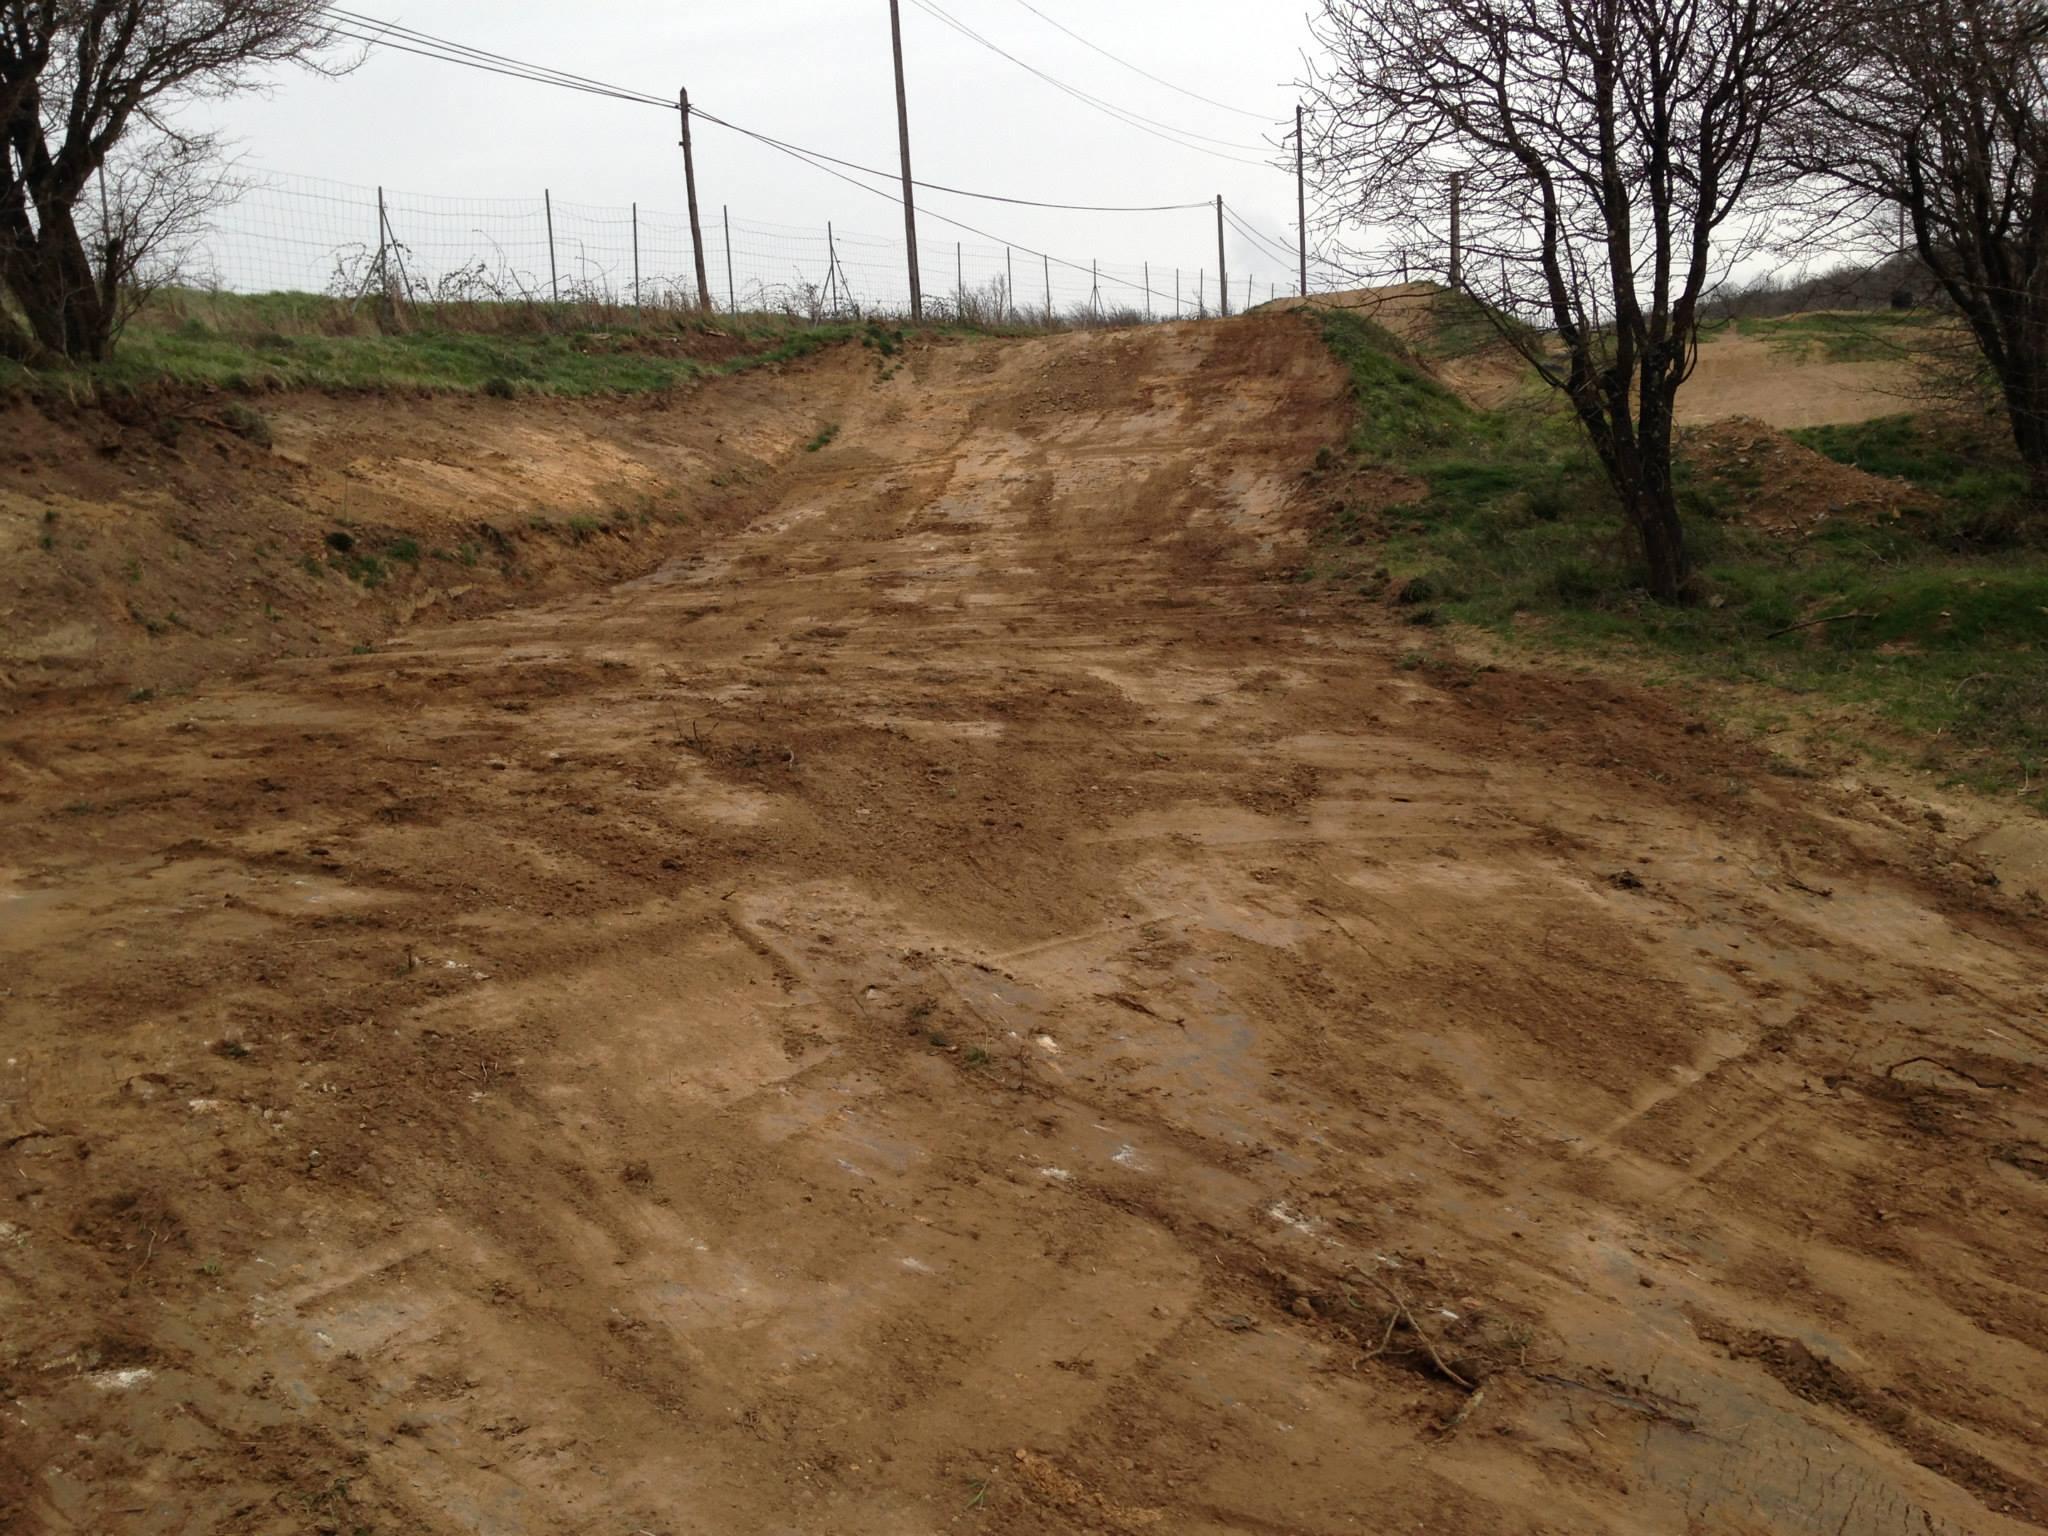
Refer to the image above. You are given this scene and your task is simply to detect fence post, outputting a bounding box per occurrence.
[1043,252,1051,319]
[678,88,712,310]
[825,221,839,315]
[724,204,736,315]
[632,201,640,311]
[1215,195,1229,318]
[1090,258,1099,318]
[1006,246,1014,322]
[1175,267,1180,317]
[956,240,963,316]
[1144,261,1150,320]
[373,185,387,300]
[544,188,558,302]
[1198,267,1204,319]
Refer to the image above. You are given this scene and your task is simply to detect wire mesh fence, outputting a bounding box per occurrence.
[190,170,1304,323]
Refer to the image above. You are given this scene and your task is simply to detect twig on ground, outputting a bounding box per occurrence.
[1433,1383,1487,1439]
[1766,610,1873,639]
[124,1224,161,1294]
[1347,1267,1472,1389]
[1881,1055,2014,1091]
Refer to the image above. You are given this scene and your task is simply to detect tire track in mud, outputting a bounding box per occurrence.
[2,317,2045,1536]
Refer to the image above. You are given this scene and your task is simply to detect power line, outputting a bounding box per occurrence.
[1222,205,1299,269]
[723,114,1189,310]
[903,0,1280,168]
[324,9,670,107]
[327,7,1265,313]
[695,110,1208,212]
[331,8,1220,212]
[1002,0,1272,121]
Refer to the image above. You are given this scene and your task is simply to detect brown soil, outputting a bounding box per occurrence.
[1679,327,1922,429]
[4,315,2046,1536]
[1,357,864,698]
[1681,415,1919,535]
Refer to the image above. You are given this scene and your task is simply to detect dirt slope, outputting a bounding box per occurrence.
[1262,284,1920,426]
[3,317,2046,1536]
[1,357,870,698]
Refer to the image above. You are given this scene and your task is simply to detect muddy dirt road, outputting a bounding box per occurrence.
[4,318,2046,1535]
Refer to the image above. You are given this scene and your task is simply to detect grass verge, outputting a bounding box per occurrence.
[0,290,1023,400]
[1307,308,2048,809]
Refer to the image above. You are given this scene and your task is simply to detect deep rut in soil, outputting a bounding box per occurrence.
[3,317,2046,1536]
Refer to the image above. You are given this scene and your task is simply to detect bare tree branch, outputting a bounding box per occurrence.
[2,1,349,362]
[1304,0,1851,601]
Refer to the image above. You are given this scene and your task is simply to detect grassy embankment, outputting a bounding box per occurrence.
[0,288,1014,399]
[1306,303,2047,809]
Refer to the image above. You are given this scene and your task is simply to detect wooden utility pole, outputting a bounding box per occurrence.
[678,89,711,309]
[1215,195,1229,317]
[543,188,558,302]
[1448,171,1463,290]
[1295,104,1308,298]
[889,0,923,319]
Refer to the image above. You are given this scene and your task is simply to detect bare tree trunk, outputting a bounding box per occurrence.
[1558,352,1693,601]
[1632,370,1691,601]
[2,208,115,361]
[1994,353,2048,521]
[2,1,345,365]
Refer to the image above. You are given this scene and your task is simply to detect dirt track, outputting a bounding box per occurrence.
[4,317,2046,1535]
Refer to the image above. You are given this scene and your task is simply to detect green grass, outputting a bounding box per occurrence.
[0,289,1021,401]
[1405,285,1542,364]
[1321,311,1491,462]
[1310,311,2048,808]
[1793,413,2029,536]
[1736,310,1940,364]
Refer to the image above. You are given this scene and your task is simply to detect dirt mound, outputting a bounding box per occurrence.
[1257,280,1444,338]
[1270,286,1921,427]
[1683,414,1918,533]
[1263,283,1536,409]
[3,314,2044,1536]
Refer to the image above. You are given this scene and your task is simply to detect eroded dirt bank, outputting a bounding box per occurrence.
[3,317,2045,1535]
[1,355,874,698]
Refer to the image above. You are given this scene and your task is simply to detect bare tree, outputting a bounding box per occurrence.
[1801,0,2048,528]
[1,1,344,363]
[1306,0,1846,601]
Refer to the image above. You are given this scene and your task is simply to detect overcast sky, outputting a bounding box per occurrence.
[189,1,1324,312]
